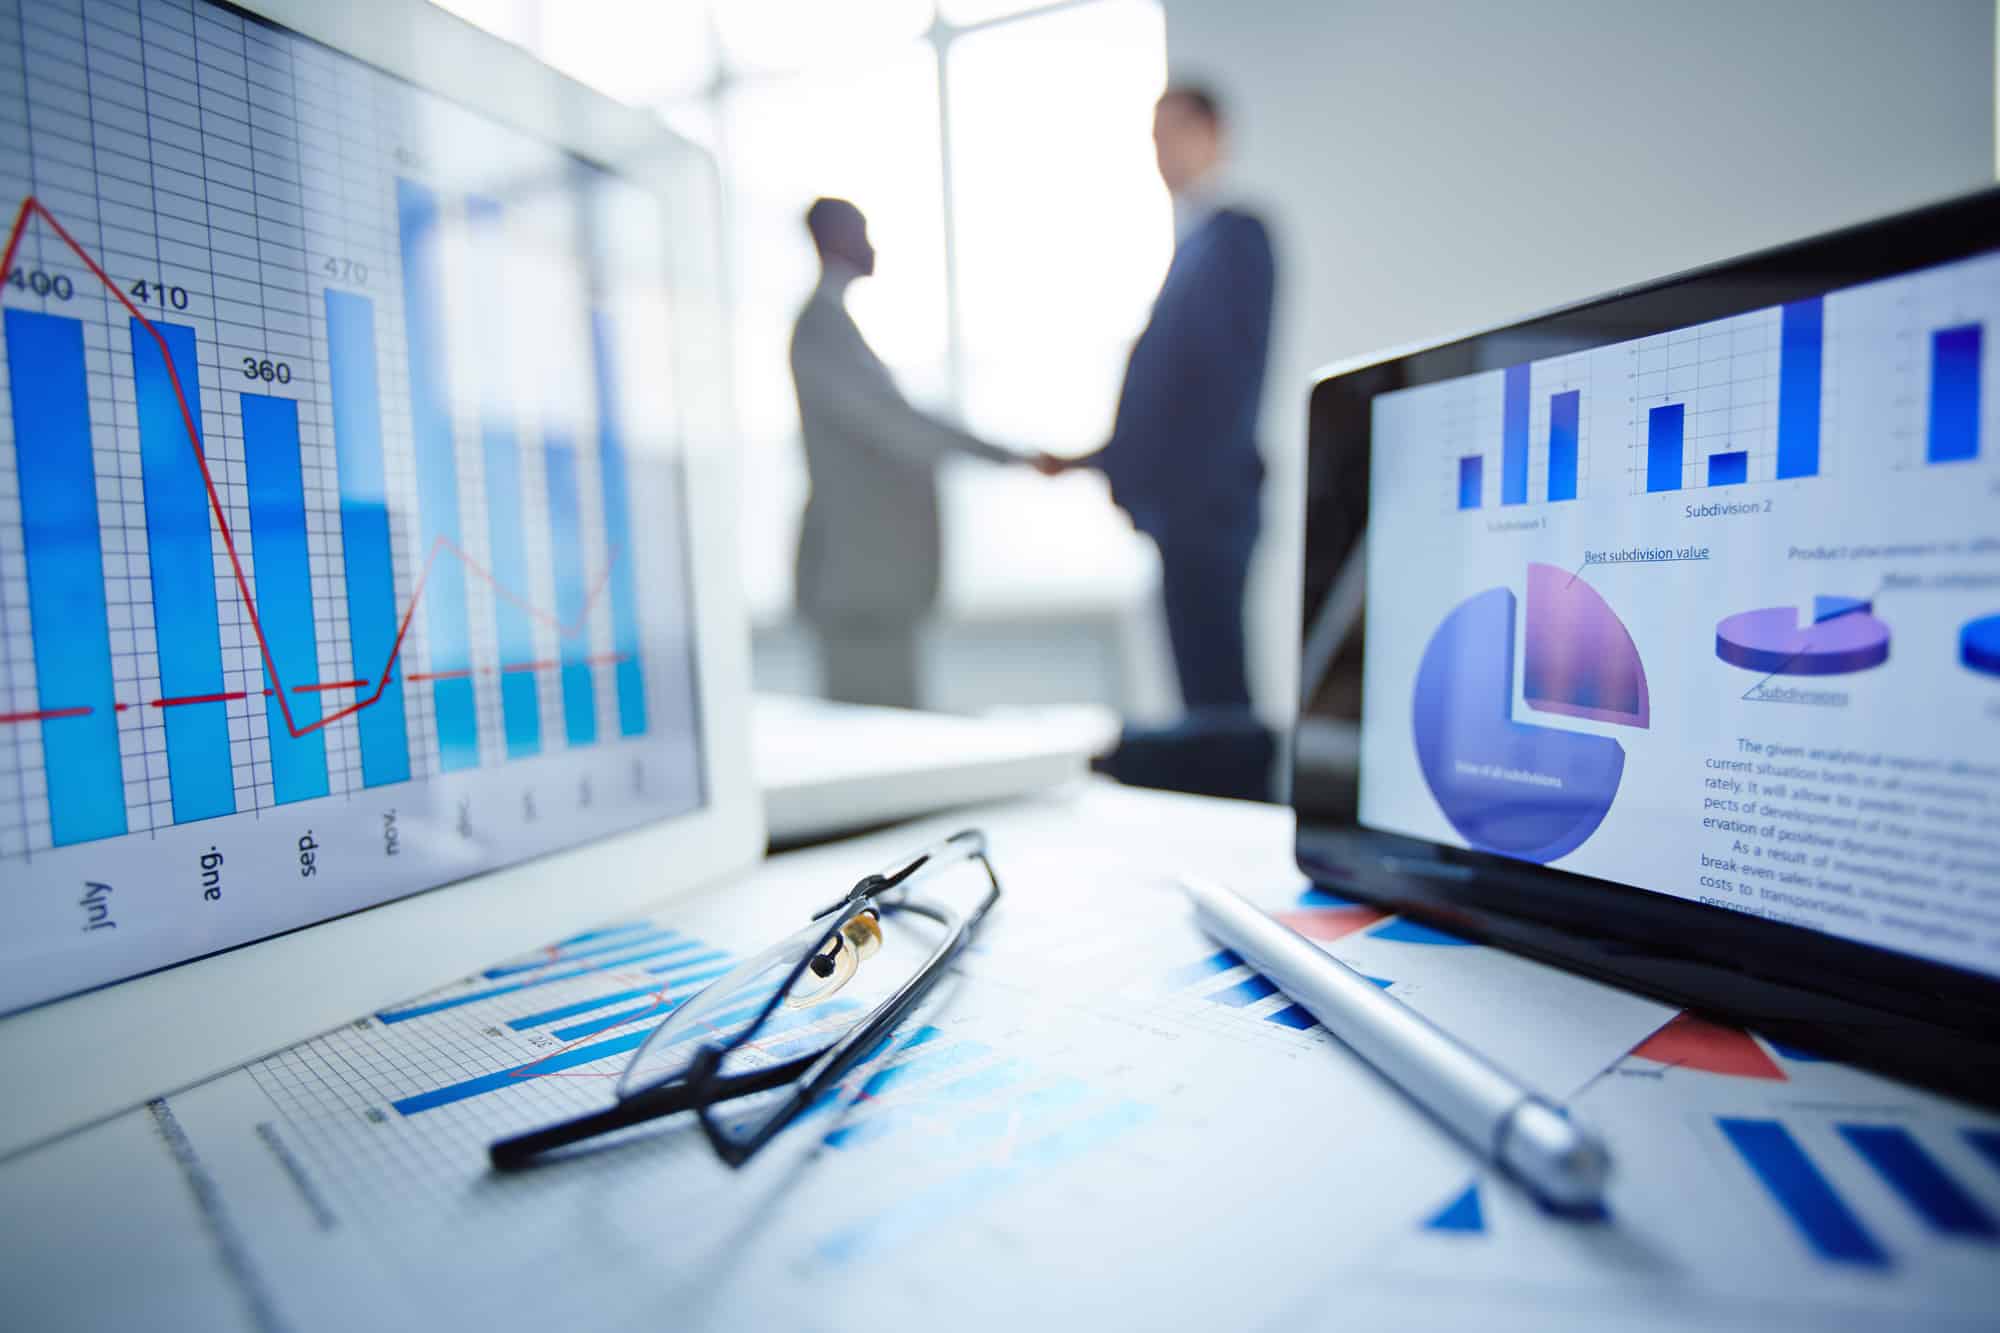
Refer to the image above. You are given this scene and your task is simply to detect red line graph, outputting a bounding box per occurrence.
[1,195,625,737]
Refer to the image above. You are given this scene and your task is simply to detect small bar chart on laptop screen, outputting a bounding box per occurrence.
[0,0,704,1018]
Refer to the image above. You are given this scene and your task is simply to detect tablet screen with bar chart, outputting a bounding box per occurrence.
[1297,190,2000,1100]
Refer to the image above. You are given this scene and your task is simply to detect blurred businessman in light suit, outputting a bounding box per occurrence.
[1047,84,1274,718]
[791,197,1045,708]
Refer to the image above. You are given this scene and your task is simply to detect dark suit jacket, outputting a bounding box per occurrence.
[1096,207,1274,547]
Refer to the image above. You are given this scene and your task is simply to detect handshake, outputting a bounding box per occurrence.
[1029,452,1078,478]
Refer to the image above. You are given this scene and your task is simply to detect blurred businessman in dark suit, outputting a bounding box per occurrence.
[1045,83,1274,716]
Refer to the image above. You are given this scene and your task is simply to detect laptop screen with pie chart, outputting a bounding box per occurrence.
[1294,189,2000,1103]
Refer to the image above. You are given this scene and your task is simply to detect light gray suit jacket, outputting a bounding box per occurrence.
[790,275,1010,625]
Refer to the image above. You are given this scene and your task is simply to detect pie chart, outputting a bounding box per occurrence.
[1715,596,1890,676]
[1412,564,1647,864]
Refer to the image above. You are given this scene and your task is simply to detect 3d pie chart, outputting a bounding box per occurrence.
[1715,596,1890,675]
[1412,563,1649,864]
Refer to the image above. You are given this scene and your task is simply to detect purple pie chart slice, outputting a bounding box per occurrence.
[1964,614,2000,678]
[1413,586,1625,864]
[1524,561,1650,727]
[1715,599,1890,676]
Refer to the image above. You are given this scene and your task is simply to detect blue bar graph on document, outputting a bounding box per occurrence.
[130,318,234,823]
[396,177,479,768]
[324,289,411,787]
[241,393,329,804]
[3,308,125,845]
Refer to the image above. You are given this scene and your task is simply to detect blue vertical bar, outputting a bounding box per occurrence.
[1456,455,1481,510]
[1776,297,1822,479]
[1646,403,1684,493]
[4,309,125,844]
[466,196,539,758]
[1718,1118,1888,1266]
[129,318,234,823]
[1708,450,1748,486]
[1500,364,1529,505]
[395,178,479,770]
[1928,323,1982,464]
[324,290,410,787]
[1838,1125,1997,1238]
[1546,389,1579,502]
[544,438,596,745]
[240,393,328,805]
[589,312,647,737]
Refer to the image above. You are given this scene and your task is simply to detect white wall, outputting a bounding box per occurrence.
[1161,0,1997,724]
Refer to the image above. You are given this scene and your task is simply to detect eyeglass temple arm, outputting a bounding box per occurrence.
[488,1053,818,1171]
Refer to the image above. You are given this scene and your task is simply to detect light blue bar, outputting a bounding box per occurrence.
[4,309,125,845]
[1776,297,1822,478]
[466,195,540,758]
[395,177,479,769]
[394,1027,654,1115]
[544,438,596,744]
[589,312,647,736]
[1547,389,1579,501]
[1500,364,1529,505]
[129,318,233,823]
[323,290,410,787]
[1646,403,1684,493]
[240,393,328,805]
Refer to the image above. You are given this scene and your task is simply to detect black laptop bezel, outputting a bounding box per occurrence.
[1293,187,2000,1106]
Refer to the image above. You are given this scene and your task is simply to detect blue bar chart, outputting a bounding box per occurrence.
[1708,450,1748,486]
[1,196,661,851]
[2,309,125,846]
[1928,323,1982,464]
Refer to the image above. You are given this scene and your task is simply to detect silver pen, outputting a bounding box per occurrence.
[1180,873,1611,1212]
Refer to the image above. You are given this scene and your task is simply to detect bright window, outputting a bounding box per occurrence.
[428,0,1171,624]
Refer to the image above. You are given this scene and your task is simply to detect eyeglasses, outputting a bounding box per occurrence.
[489,828,1002,1170]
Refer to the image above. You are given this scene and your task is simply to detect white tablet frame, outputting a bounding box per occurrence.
[0,0,761,1159]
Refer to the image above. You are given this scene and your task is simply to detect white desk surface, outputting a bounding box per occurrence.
[3,780,1994,1331]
